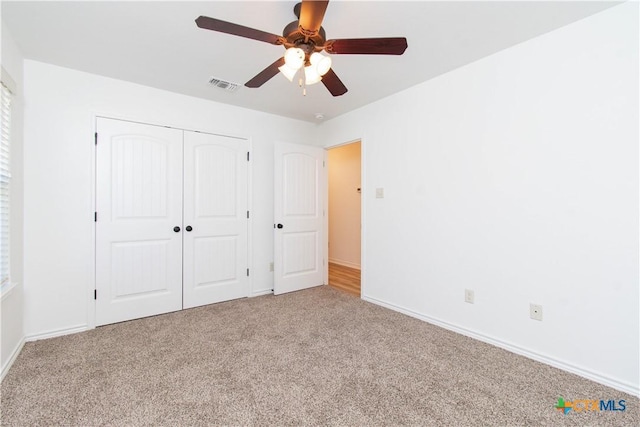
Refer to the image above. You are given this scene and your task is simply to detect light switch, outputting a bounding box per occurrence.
[376,188,384,198]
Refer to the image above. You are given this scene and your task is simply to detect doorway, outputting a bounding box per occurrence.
[327,141,361,297]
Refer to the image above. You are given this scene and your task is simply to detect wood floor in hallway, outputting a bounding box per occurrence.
[328,263,361,297]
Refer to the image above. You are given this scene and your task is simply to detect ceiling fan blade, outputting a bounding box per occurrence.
[321,68,348,97]
[325,38,408,55]
[245,57,286,88]
[196,16,284,45]
[299,0,329,35]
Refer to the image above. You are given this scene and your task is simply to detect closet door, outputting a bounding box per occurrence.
[95,118,183,326]
[182,131,249,309]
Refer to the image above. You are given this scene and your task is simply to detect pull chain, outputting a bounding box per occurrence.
[299,73,307,96]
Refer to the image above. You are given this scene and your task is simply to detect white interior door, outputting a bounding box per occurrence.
[274,142,325,295]
[182,131,249,308]
[95,118,183,326]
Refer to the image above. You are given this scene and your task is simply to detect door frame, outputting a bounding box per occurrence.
[89,113,253,329]
[324,138,365,297]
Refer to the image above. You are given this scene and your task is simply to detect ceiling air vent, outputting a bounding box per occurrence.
[208,77,240,93]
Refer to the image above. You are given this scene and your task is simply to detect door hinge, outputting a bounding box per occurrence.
[94,212,97,222]
[94,289,97,300]
[247,151,250,161]
[247,210,250,219]
[94,132,98,145]
[246,268,250,277]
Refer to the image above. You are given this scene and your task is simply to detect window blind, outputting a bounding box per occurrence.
[0,82,11,286]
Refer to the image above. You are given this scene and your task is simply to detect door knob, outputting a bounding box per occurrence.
[277,223,284,229]
[173,226,180,232]
[186,226,193,232]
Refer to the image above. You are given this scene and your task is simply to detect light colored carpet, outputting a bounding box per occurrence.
[1,286,637,426]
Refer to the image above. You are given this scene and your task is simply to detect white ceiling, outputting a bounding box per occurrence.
[1,1,618,123]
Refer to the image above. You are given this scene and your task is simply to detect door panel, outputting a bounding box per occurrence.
[182,131,249,308]
[283,152,319,216]
[96,118,183,326]
[282,231,319,276]
[274,142,325,295]
[111,240,172,299]
[112,135,170,219]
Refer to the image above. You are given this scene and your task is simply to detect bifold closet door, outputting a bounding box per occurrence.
[182,131,249,309]
[95,118,184,326]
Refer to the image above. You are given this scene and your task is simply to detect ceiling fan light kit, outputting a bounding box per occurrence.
[195,0,407,97]
[310,52,332,76]
[284,47,305,69]
[277,63,298,82]
[304,64,322,85]
[279,47,330,89]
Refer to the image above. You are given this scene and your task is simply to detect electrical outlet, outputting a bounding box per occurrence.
[465,289,474,304]
[269,262,274,272]
[530,303,543,321]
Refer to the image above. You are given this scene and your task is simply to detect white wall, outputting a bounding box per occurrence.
[318,3,639,395]
[328,142,361,269]
[22,60,315,338]
[1,21,25,378]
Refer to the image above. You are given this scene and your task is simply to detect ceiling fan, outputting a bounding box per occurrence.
[196,0,408,96]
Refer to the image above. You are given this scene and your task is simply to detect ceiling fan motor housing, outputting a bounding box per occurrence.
[282,20,326,53]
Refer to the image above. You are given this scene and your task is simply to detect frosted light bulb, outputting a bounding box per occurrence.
[278,65,297,82]
[284,47,305,70]
[310,52,332,76]
[304,65,322,85]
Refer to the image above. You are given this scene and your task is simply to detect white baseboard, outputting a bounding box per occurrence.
[26,324,89,342]
[362,295,639,397]
[328,258,361,270]
[1,337,25,382]
[250,289,273,297]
